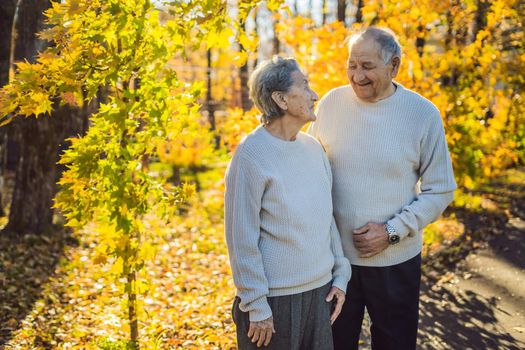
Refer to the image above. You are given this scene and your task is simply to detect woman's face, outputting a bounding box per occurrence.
[282,70,319,123]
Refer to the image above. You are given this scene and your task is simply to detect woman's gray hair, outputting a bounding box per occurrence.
[248,56,300,125]
[348,27,402,64]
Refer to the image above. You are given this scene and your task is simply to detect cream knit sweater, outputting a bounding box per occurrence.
[225,125,351,322]
[309,83,457,267]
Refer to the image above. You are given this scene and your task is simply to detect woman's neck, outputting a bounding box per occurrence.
[264,116,304,141]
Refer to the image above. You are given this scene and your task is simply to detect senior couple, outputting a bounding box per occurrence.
[225,27,456,350]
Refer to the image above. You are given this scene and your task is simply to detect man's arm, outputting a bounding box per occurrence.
[386,111,456,239]
[354,112,456,257]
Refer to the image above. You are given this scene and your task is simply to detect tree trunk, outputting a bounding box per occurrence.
[337,0,346,23]
[0,1,16,85]
[127,270,139,349]
[239,21,252,111]
[416,25,426,57]
[472,0,489,42]
[272,16,280,54]
[292,0,298,15]
[322,0,327,24]
[355,0,364,24]
[6,115,60,234]
[3,0,87,237]
[0,0,17,217]
[206,48,220,148]
[440,9,458,88]
[252,9,259,69]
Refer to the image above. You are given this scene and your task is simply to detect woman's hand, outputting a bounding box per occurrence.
[248,316,275,347]
[326,286,346,324]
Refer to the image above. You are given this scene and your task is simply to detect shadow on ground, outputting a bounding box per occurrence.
[418,170,525,350]
[419,285,523,350]
[0,227,76,346]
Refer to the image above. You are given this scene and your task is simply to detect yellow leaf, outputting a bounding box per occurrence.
[32,92,53,116]
[233,51,249,67]
[93,252,108,265]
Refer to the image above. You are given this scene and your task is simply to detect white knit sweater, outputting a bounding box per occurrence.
[309,83,457,267]
[224,125,351,322]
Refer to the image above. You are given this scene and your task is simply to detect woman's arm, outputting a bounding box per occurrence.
[329,217,352,292]
[224,151,272,322]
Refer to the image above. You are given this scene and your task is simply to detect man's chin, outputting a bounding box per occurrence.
[352,89,376,102]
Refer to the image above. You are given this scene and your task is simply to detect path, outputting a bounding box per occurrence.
[418,216,525,349]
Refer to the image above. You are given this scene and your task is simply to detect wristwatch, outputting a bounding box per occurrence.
[385,223,400,245]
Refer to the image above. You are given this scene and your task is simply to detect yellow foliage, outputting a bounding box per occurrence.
[275,0,524,187]
[216,107,260,155]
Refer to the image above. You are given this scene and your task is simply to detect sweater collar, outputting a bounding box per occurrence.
[255,124,303,150]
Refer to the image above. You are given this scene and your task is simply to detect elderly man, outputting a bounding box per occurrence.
[308,27,456,350]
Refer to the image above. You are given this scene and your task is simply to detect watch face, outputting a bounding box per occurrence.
[389,234,400,244]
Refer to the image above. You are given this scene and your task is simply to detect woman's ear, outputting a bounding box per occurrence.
[271,91,287,110]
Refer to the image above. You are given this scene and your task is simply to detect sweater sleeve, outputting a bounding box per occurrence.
[224,151,272,322]
[321,151,351,293]
[329,217,352,293]
[387,112,457,239]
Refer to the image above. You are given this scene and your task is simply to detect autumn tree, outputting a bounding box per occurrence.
[0,0,281,346]
[0,0,88,237]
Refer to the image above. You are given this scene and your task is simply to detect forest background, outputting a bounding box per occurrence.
[0,0,523,349]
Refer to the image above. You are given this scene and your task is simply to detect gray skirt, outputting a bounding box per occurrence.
[232,282,334,350]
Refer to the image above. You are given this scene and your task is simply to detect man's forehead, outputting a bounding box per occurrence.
[348,38,382,60]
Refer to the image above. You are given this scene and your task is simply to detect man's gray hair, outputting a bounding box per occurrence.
[348,27,402,64]
[248,56,300,125]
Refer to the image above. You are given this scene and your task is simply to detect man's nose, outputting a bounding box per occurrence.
[353,68,366,82]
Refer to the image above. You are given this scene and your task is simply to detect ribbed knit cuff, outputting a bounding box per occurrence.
[247,296,273,322]
[387,217,411,240]
[331,275,350,294]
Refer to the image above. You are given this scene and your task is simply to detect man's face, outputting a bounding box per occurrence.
[347,38,398,103]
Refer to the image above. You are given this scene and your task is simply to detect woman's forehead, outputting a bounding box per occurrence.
[291,69,307,81]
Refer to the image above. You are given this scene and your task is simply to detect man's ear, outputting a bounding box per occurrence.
[271,91,287,110]
[391,56,401,77]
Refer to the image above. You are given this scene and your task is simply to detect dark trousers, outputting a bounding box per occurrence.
[333,254,421,350]
[233,283,334,350]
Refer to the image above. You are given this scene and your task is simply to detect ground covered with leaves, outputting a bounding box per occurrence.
[1,169,237,349]
[1,168,524,349]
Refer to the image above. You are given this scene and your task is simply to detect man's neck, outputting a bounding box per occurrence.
[374,82,397,102]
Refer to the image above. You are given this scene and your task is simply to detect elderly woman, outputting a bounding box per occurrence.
[224,56,351,350]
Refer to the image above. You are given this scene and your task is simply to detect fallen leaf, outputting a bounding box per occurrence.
[513,327,525,333]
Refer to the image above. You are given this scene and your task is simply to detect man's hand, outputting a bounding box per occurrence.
[353,222,389,258]
[326,286,346,324]
[248,316,275,347]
